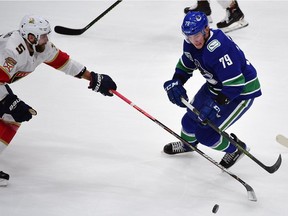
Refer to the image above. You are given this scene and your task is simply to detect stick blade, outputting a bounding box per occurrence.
[263,154,282,174]
[231,173,257,202]
[54,26,84,35]
[276,134,288,147]
[247,187,257,202]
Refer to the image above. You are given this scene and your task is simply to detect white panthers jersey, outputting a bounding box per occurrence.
[0,30,85,98]
[0,31,84,84]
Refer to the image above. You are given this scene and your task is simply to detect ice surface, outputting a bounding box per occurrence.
[1,1,288,216]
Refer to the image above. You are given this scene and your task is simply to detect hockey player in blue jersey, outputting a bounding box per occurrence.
[163,11,262,169]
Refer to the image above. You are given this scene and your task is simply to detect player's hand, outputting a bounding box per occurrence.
[88,72,117,96]
[198,98,221,122]
[164,79,188,108]
[0,94,35,122]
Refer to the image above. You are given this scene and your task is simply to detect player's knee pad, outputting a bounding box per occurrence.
[195,127,219,147]
[181,112,198,132]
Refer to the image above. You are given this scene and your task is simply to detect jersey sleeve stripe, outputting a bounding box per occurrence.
[223,74,245,87]
[0,66,11,83]
[45,50,70,69]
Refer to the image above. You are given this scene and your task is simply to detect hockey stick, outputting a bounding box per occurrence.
[181,98,282,174]
[111,90,257,202]
[276,134,288,148]
[54,0,123,35]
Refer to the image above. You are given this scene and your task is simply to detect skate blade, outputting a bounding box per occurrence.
[220,19,249,33]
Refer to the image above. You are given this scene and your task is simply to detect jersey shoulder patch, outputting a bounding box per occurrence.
[207,39,221,52]
[184,51,193,61]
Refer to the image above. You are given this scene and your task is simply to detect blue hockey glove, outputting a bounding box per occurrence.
[164,79,188,108]
[0,94,35,122]
[89,72,117,96]
[198,98,221,123]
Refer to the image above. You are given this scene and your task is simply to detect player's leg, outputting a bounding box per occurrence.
[216,0,249,33]
[163,114,199,155]
[0,120,20,152]
[184,0,213,23]
[195,98,254,168]
[164,81,255,169]
[0,120,20,186]
[0,84,35,186]
[163,84,208,155]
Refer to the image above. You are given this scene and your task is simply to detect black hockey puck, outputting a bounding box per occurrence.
[212,204,219,213]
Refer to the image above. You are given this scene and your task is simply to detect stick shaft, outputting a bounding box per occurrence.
[83,0,123,30]
[54,0,122,35]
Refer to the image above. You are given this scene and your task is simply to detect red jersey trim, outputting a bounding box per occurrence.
[45,49,70,69]
[0,66,11,83]
[0,120,20,145]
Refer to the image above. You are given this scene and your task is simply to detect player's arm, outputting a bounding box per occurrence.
[173,40,196,84]
[163,41,196,107]
[44,42,117,96]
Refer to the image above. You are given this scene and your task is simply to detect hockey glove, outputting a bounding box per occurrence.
[88,72,117,96]
[0,94,35,122]
[198,97,221,123]
[164,79,188,108]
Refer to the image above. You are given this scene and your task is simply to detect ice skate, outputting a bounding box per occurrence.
[219,133,249,169]
[163,141,197,155]
[0,171,9,187]
[184,1,213,23]
[217,0,248,33]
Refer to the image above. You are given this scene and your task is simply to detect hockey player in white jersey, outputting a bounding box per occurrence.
[0,15,117,185]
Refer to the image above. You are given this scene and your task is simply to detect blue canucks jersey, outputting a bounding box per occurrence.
[175,29,262,102]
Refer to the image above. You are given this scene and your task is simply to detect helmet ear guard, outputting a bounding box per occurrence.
[181,11,208,36]
[19,14,51,45]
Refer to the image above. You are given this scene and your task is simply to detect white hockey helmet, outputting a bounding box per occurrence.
[19,14,51,45]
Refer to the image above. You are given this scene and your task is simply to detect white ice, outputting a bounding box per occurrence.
[0,1,288,216]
